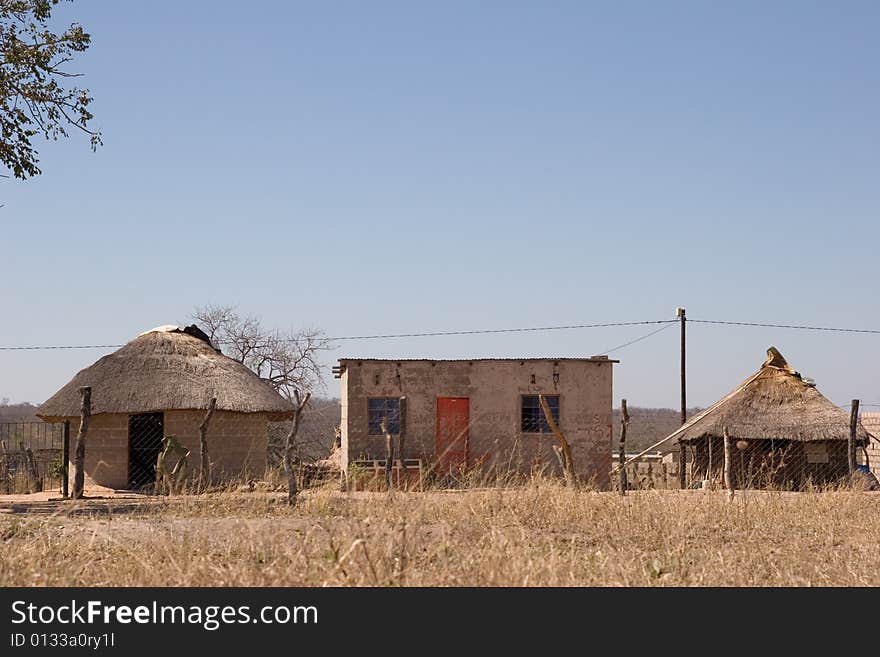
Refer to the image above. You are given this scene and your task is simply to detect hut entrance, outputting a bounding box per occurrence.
[128,413,164,490]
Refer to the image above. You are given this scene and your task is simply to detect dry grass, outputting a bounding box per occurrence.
[2,480,879,586]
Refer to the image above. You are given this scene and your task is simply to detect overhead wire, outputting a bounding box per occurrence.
[0,319,677,350]
[3,316,880,351]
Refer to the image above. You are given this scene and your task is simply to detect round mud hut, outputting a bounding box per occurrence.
[667,347,871,490]
[36,325,294,491]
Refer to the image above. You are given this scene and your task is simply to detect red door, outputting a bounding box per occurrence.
[436,397,469,474]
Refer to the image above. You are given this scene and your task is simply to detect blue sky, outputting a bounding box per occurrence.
[2,1,879,409]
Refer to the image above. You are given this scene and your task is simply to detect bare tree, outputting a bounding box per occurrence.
[192,304,327,401]
[192,305,328,500]
[72,386,91,499]
[198,397,217,491]
[283,390,311,505]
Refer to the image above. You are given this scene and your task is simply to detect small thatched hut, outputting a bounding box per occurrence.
[37,325,294,491]
[666,347,870,490]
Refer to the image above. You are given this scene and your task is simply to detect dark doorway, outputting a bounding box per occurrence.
[128,412,164,490]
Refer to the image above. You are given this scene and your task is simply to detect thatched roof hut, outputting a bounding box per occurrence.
[37,325,294,491]
[666,347,869,489]
[674,347,871,446]
[37,325,294,422]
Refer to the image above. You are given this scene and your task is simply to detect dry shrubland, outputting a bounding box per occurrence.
[2,481,879,586]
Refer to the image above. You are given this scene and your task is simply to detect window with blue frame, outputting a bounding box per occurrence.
[368,397,401,434]
[520,395,560,433]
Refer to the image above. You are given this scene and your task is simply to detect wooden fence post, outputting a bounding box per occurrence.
[618,399,629,496]
[381,416,393,491]
[678,443,686,489]
[707,437,713,488]
[0,440,7,493]
[26,445,40,492]
[849,399,859,484]
[198,397,217,491]
[19,442,38,493]
[398,396,407,490]
[283,390,311,506]
[72,386,91,500]
[539,394,575,486]
[723,426,733,500]
[62,420,70,498]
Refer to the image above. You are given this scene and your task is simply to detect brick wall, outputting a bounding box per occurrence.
[164,409,267,481]
[60,410,268,490]
[61,413,129,490]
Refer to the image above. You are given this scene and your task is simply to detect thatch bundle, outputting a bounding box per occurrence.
[37,325,294,421]
[673,347,870,445]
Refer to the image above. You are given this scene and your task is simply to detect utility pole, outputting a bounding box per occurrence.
[677,307,687,489]
[678,307,686,426]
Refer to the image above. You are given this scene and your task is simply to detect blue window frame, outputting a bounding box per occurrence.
[368,397,401,434]
[521,395,560,433]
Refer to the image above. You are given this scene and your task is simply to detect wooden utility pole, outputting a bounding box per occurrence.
[618,399,629,496]
[677,307,687,489]
[72,386,91,500]
[198,397,217,491]
[723,427,733,500]
[849,399,859,483]
[678,307,687,425]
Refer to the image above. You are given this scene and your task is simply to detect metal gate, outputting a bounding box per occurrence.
[128,413,164,490]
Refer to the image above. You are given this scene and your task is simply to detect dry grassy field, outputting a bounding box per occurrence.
[2,481,879,586]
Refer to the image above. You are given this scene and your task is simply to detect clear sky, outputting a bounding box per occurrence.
[2,1,878,410]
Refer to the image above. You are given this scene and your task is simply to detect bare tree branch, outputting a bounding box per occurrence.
[191,305,328,401]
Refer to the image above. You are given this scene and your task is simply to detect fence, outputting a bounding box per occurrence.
[0,422,65,494]
[613,417,878,492]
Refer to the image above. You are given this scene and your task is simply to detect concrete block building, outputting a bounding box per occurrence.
[336,357,617,487]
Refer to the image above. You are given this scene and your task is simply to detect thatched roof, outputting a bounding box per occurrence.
[670,347,871,445]
[37,325,295,421]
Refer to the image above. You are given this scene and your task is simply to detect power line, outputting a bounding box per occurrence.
[327,319,676,341]
[0,319,677,351]
[3,316,880,351]
[599,322,676,355]
[691,319,880,335]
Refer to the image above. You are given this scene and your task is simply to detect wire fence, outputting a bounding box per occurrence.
[613,418,880,492]
[2,410,878,496]
[0,422,65,494]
